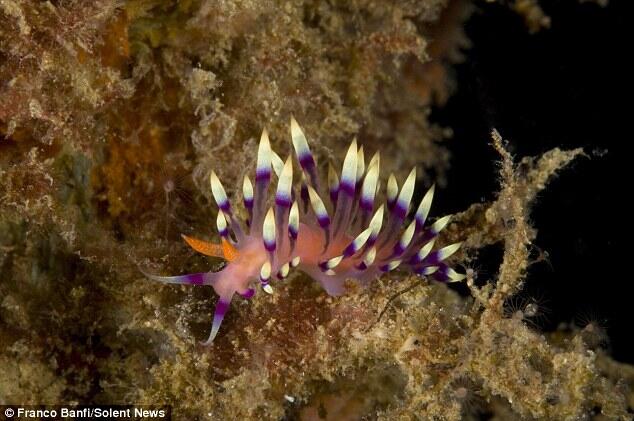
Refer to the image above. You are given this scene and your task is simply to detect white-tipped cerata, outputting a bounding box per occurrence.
[243,175,254,205]
[387,173,398,205]
[291,256,301,267]
[344,227,373,256]
[260,261,271,281]
[415,184,435,228]
[275,156,293,206]
[395,168,416,218]
[363,246,377,266]
[414,239,436,263]
[340,139,358,194]
[395,220,416,255]
[355,146,365,184]
[278,262,290,279]
[323,255,343,270]
[418,266,439,276]
[446,268,467,282]
[328,162,339,194]
[367,151,380,170]
[256,128,272,180]
[271,150,285,178]
[307,185,330,227]
[381,259,402,272]
[368,205,385,240]
[263,207,276,251]
[216,210,228,237]
[430,215,451,235]
[291,116,315,170]
[360,160,379,211]
[436,242,462,261]
[210,171,230,211]
[288,201,299,238]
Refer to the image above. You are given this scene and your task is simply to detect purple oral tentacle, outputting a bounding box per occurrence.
[201,293,233,346]
[142,271,211,285]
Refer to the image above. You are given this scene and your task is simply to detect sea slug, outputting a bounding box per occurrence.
[144,118,464,345]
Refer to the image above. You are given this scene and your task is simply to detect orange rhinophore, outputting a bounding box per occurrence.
[181,235,224,258]
[221,238,239,262]
[181,235,240,262]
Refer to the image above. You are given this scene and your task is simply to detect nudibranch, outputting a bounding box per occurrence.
[144,118,464,345]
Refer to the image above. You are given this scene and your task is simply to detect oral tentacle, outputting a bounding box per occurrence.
[201,293,233,346]
[142,271,211,285]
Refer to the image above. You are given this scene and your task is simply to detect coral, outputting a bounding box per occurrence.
[0,0,630,420]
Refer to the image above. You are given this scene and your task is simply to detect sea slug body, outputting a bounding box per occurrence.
[144,117,464,345]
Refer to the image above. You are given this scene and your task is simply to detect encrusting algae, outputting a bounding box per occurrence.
[0,0,631,420]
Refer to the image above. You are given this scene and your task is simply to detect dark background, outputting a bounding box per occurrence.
[432,0,629,362]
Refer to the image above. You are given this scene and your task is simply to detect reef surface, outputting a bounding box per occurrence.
[0,0,630,419]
